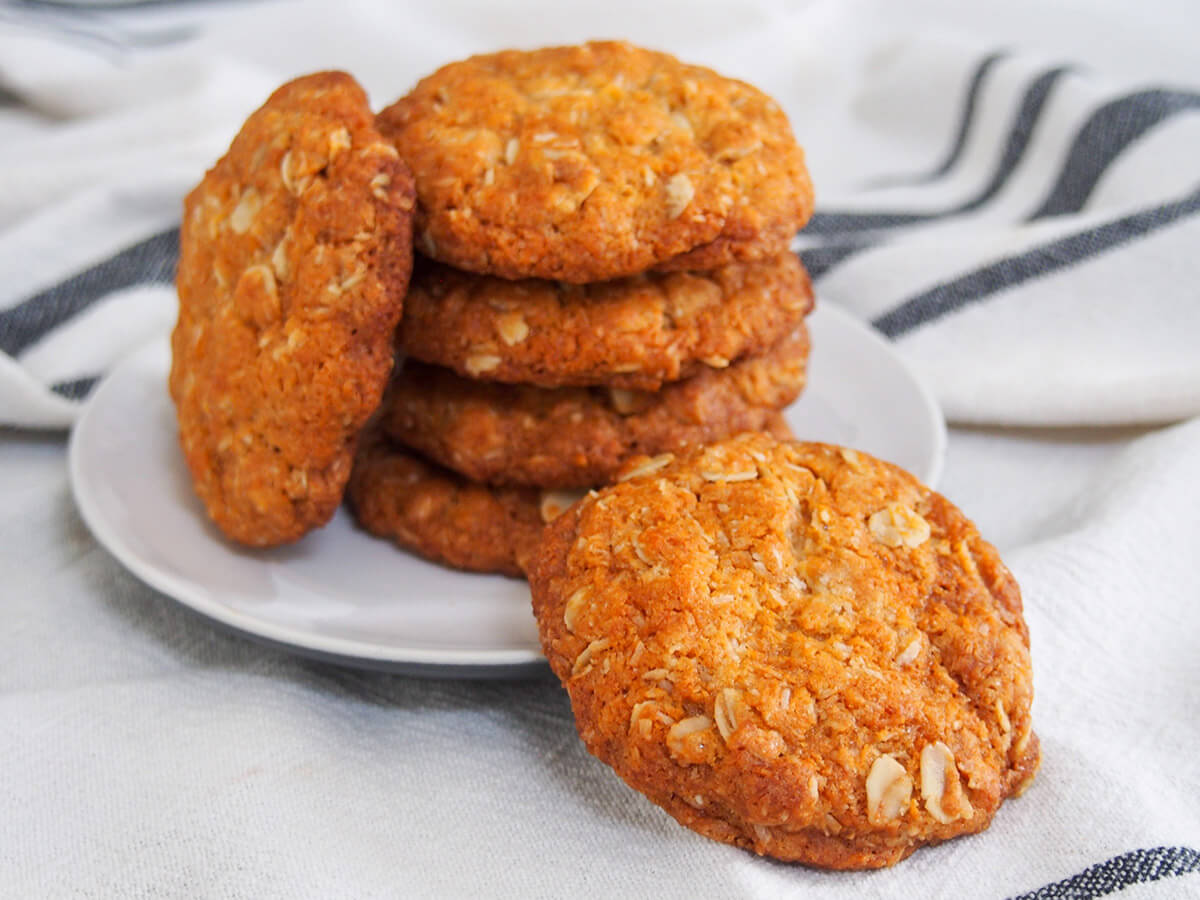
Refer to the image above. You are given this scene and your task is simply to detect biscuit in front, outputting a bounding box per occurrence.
[528,433,1038,869]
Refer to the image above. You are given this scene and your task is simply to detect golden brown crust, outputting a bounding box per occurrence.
[346,432,547,577]
[169,72,416,546]
[528,434,1039,869]
[382,327,809,488]
[398,254,812,391]
[377,41,813,283]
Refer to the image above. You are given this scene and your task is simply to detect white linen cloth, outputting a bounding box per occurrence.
[2,1,1199,896]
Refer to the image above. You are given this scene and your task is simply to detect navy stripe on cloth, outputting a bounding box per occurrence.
[804,65,1072,236]
[873,183,1200,337]
[0,226,179,358]
[1010,846,1200,899]
[866,50,1009,188]
[50,376,100,402]
[797,241,878,279]
[1029,88,1200,219]
[802,86,1200,281]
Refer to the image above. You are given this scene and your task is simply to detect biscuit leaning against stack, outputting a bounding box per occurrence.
[170,72,416,548]
[347,41,818,576]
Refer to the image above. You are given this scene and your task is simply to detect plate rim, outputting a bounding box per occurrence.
[814,301,946,487]
[67,300,945,675]
[67,344,550,672]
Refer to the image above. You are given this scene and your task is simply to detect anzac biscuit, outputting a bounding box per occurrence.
[528,434,1039,869]
[377,41,813,282]
[170,72,416,546]
[347,432,561,576]
[382,326,809,488]
[398,254,812,391]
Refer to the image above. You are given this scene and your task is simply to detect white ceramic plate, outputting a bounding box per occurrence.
[69,301,944,677]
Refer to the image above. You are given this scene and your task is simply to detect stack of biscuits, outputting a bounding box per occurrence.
[346,41,817,576]
[169,49,1040,871]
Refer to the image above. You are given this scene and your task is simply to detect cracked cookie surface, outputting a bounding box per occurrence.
[170,71,415,546]
[398,253,812,391]
[377,41,813,282]
[382,327,809,488]
[528,434,1039,869]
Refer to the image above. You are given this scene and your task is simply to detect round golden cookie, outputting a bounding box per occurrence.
[377,41,813,283]
[398,254,812,391]
[170,71,416,547]
[528,434,1039,869]
[382,326,809,489]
